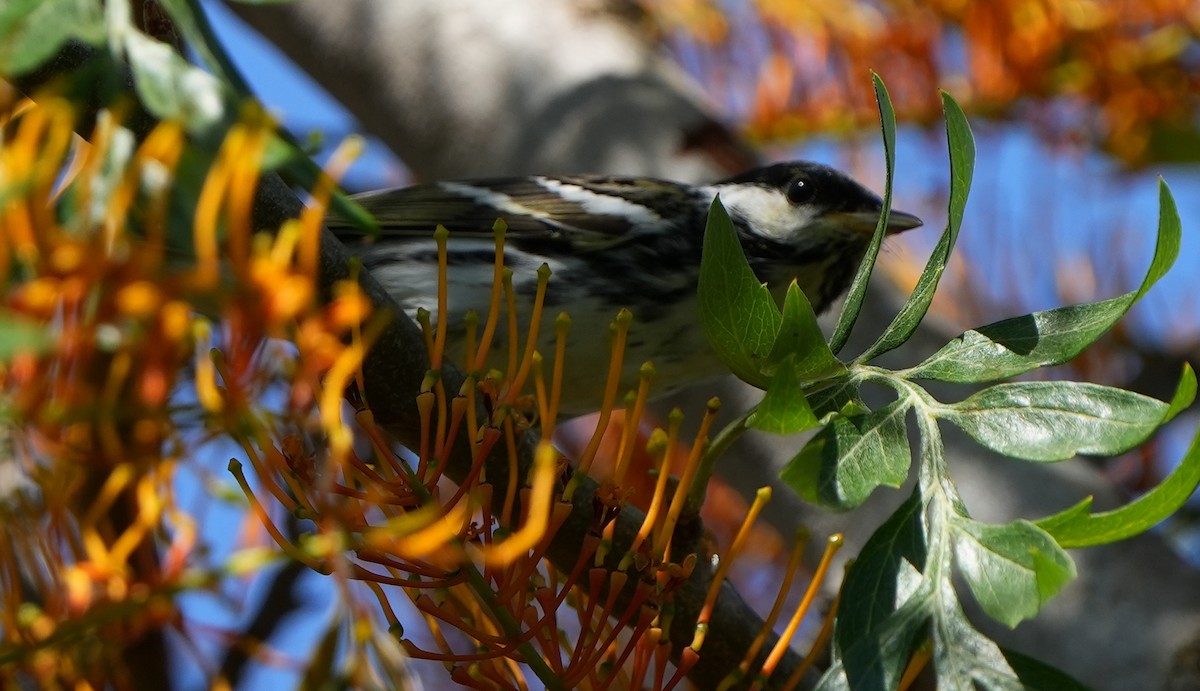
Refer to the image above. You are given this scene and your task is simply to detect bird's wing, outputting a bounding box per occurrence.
[328,175,692,252]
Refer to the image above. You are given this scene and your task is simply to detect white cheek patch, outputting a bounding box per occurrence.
[534,177,665,228]
[704,184,820,243]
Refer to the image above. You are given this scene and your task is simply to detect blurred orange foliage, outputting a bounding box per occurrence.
[639,0,1200,164]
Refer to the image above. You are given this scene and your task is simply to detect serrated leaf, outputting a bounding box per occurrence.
[1037,406,1200,547]
[747,356,820,435]
[905,181,1182,383]
[860,92,974,361]
[0,0,104,76]
[698,197,781,388]
[941,378,1181,462]
[831,72,897,354]
[931,606,1023,690]
[950,517,1076,628]
[781,399,911,510]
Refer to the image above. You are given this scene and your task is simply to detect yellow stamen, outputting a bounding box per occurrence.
[431,224,450,370]
[722,528,811,691]
[761,534,844,681]
[478,441,557,566]
[570,309,632,490]
[471,218,508,372]
[611,362,655,487]
[692,487,771,651]
[502,263,551,404]
[653,404,717,558]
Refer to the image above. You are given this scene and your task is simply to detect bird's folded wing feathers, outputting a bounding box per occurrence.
[327,175,691,252]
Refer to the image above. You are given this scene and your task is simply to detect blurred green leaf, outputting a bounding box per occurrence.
[0,310,51,362]
[781,399,911,510]
[905,181,1181,383]
[698,197,780,388]
[0,0,103,76]
[951,517,1075,628]
[831,72,898,355]
[861,92,974,361]
[124,30,226,131]
[941,379,1181,462]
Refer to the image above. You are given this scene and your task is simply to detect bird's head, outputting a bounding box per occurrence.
[704,161,922,310]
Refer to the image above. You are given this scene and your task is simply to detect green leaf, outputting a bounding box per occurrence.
[830,72,898,355]
[834,492,927,661]
[819,596,930,691]
[808,379,865,418]
[904,181,1182,383]
[824,493,929,691]
[950,517,1076,628]
[1037,410,1200,547]
[768,281,844,379]
[747,356,820,435]
[860,92,975,361]
[1001,648,1095,691]
[0,310,52,362]
[698,197,781,388]
[781,399,912,510]
[941,378,1182,462]
[0,0,104,76]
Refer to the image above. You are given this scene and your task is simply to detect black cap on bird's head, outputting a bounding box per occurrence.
[707,161,923,311]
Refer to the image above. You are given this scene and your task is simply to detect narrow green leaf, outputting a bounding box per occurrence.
[860,92,975,361]
[950,517,1076,628]
[768,281,844,379]
[942,380,1175,462]
[830,72,897,354]
[0,0,104,76]
[1164,361,1196,423]
[905,181,1182,383]
[697,197,781,388]
[1037,415,1200,547]
[781,399,912,510]
[746,357,820,435]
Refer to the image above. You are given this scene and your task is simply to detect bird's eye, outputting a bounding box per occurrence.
[785,177,816,205]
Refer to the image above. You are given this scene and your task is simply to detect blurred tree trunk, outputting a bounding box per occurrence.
[227,1,1200,688]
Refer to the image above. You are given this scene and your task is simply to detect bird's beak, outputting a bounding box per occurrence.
[830,209,923,236]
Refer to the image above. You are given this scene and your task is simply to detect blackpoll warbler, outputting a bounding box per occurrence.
[330,162,921,413]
